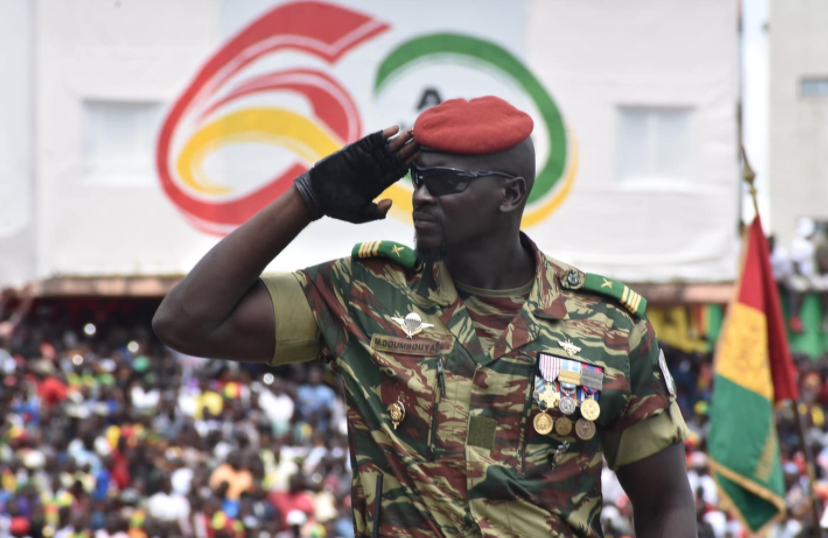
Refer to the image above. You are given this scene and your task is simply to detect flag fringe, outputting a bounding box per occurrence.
[709,457,787,536]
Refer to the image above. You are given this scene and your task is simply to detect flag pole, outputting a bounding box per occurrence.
[741,146,823,530]
[740,145,760,218]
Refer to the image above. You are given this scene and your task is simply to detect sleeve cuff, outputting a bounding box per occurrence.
[602,400,689,470]
[260,274,321,366]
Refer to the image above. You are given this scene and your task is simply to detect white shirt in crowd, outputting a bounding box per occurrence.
[687,469,718,506]
[130,385,160,410]
[147,490,191,522]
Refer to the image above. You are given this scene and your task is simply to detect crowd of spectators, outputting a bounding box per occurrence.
[0,290,352,538]
[1,287,828,537]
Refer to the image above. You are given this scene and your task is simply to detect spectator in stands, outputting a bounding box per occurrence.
[296,367,336,433]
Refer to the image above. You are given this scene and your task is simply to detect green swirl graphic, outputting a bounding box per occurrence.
[375,33,567,204]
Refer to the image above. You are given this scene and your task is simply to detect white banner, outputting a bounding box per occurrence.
[21,0,739,288]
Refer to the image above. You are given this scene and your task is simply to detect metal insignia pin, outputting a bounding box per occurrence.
[391,312,434,339]
[388,399,405,430]
[557,339,581,357]
[552,440,570,464]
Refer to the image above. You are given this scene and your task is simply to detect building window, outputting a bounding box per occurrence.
[616,106,693,183]
[801,77,828,98]
[83,100,165,186]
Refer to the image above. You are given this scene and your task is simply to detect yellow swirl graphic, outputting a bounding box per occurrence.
[176,108,342,196]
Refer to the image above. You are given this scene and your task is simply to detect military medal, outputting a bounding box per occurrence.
[580,364,604,421]
[391,312,434,339]
[559,396,576,415]
[554,415,573,436]
[532,377,555,435]
[581,397,601,421]
[557,339,581,357]
[534,377,560,412]
[558,359,580,416]
[575,418,596,440]
[539,386,560,409]
[533,412,555,435]
[387,399,405,430]
[535,354,563,423]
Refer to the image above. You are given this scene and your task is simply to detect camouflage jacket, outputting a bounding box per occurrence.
[261,235,687,538]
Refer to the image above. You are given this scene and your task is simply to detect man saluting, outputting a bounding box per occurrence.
[154,96,696,538]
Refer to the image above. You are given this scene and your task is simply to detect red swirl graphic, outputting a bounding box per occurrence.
[157,1,389,234]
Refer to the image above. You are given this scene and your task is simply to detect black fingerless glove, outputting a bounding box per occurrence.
[294,130,409,223]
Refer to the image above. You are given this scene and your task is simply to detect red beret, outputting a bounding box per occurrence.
[414,96,533,155]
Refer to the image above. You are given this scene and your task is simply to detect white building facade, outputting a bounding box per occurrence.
[770,0,828,245]
[0,0,740,288]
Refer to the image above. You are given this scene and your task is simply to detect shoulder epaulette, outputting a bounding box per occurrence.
[351,240,417,270]
[559,268,647,318]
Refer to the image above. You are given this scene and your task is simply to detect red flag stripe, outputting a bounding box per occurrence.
[736,216,799,402]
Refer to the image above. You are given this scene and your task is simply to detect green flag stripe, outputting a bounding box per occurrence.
[708,374,785,532]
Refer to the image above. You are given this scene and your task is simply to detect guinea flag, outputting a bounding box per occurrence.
[708,215,799,533]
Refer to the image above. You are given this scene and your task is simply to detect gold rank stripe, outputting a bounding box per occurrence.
[582,273,647,317]
[350,240,417,270]
[620,286,642,315]
[358,241,381,258]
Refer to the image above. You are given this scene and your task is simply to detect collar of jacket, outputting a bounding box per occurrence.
[412,233,571,322]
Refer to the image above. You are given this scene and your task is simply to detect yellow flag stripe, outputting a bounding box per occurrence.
[714,301,773,401]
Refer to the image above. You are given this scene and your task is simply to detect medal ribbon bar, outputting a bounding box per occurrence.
[581,364,603,401]
[559,359,581,389]
[538,353,561,382]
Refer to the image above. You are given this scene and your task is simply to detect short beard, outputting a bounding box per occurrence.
[414,233,450,264]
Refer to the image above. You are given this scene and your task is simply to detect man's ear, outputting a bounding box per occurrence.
[500,177,527,212]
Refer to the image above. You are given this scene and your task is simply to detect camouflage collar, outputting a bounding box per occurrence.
[524,234,570,321]
[414,234,570,320]
[412,260,456,306]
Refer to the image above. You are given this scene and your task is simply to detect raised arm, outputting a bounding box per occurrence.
[152,127,418,362]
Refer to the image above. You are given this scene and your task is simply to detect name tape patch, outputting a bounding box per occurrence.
[370,334,440,356]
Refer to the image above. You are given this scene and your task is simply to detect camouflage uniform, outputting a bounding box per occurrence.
[261,234,687,538]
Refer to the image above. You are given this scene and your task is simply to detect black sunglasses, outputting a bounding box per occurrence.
[410,164,518,196]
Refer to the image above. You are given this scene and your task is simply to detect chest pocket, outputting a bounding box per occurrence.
[467,353,536,470]
[370,343,442,460]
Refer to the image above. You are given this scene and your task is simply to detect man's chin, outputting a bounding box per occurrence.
[414,235,449,263]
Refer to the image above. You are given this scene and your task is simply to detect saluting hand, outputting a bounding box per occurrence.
[293,126,420,223]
